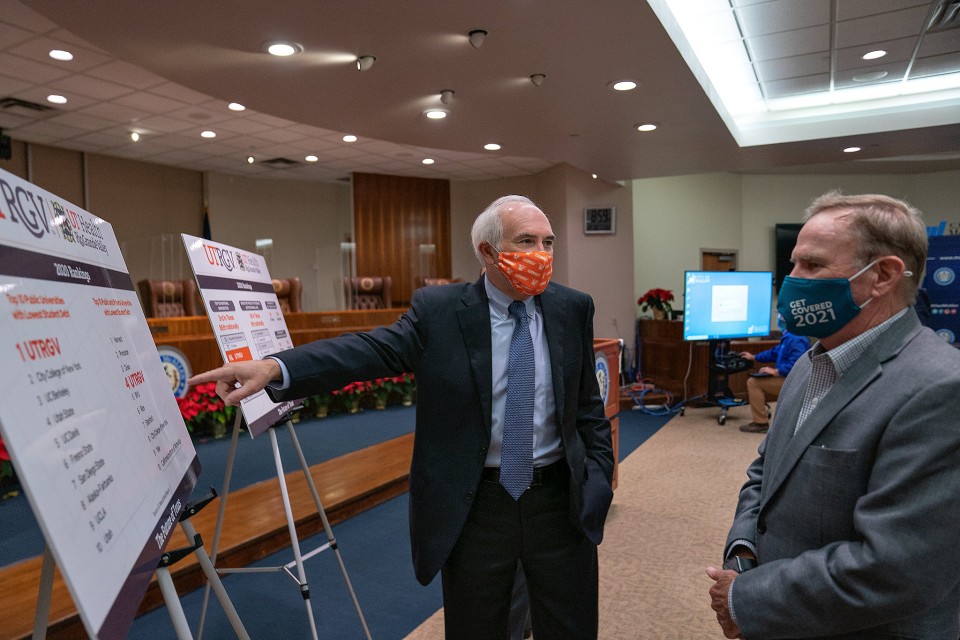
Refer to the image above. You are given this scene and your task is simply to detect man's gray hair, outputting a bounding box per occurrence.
[804,191,927,304]
[470,195,538,267]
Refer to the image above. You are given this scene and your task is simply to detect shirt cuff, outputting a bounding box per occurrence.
[266,356,290,390]
[725,538,757,560]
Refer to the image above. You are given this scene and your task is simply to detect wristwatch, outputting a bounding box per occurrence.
[722,556,758,573]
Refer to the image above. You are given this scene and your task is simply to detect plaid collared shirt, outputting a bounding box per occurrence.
[794,308,908,434]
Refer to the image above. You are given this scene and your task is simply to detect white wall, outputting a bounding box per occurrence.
[450,164,636,343]
[631,173,743,315]
[205,173,352,311]
[631,170,960,329]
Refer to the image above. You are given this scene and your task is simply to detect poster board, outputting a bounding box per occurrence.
[0,168,200,638]
[181,234,300,436]
[924,235,960,344]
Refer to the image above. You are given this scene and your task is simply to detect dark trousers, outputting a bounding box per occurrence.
[441,462,599,640]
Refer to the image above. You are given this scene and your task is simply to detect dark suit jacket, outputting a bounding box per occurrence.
[269,277,614,585]
[725,310,960,639]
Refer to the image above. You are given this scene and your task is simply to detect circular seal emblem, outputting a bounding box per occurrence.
[935,328,955,344]
[933,267,955,287]
[594,352,610,406]
[158,346,191,398]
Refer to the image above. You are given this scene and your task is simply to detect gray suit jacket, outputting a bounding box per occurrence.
[269,277,613,585]
[725,310,960,639]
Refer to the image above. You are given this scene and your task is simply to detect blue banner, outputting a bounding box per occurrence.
[923,235,960,344]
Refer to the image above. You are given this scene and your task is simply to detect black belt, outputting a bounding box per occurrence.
[481,459,567,487]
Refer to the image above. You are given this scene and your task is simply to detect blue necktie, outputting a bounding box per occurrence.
[501,300,534,500]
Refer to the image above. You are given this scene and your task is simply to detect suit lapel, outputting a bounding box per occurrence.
[457,279,493,435]
[762,311,922,502]
[537,285,567,424]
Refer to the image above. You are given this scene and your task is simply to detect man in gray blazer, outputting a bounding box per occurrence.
[707,192,960,639]
[191,195,613,639]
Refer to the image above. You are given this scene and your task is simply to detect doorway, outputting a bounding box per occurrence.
[701,249,738,272]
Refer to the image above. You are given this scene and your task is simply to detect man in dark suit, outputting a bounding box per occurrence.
[706,192,960,639]
[190,195,614,639]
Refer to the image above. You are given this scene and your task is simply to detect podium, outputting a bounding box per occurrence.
[593,338,621,489]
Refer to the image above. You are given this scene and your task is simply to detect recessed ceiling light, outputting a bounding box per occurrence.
[611,81,637,91]
[843,146,861,153]
[48,49,73,61]
[200,130,216,138]
[484,143,501,151]
[862,50,887,61]
[592,174,598,179]
[46,94,67,104]
[343,135,357,142]
[228,102,246,111]
[852,71,888,82]
[265,42,302,57]
[247,156,254,164]
[130,132,140,142]
[305,155,319,162]
[422,158,435,165]
[636,123,658,132]
[424,109,448,120]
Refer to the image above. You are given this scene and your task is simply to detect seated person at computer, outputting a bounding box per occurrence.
[738,316,811,433]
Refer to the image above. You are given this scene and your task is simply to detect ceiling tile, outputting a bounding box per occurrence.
[754,51,830,83]
[834,36,917,70]
[736,0,830,38]
[75,101,149,122]
[46,110,114,131]
[126,114,194,134]
[746,24,830,62]
[86,60,168,90]
[835,6,931,49]
[112,91,189,115]
[835,0,931,22]
[0,51,71,83]
[51,72,133,100]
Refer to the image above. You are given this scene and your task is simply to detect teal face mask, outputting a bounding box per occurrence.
[777,260,877,338]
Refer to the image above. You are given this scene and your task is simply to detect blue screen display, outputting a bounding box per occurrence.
[682,271,773,341]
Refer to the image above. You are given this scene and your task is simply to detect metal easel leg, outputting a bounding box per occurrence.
[31,545,55,640]
[156,565,194,640]
[268,424,320,640]
[179,503,250,639]
[283,419,372,640]
[197,410,244,640]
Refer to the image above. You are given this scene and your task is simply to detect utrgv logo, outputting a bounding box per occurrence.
[0,177,58,239]
[203,243,236,271]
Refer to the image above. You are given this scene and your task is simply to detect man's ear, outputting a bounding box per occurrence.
[480,242,497,263]
[872,255,906,297]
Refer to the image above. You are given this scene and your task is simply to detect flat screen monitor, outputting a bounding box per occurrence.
[683,270,773,341]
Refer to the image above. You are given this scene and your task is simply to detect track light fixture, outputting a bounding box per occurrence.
[468,29,487,49]
[356,55,376,71]
[440,89,455,105]
[530,73,546,87]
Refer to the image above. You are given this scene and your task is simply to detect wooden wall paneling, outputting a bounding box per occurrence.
[352,172,451,306]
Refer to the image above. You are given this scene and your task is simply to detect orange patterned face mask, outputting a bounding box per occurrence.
[494,248,554,296]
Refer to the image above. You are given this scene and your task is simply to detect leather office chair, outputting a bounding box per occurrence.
[272,277,303,314]
[344,276,392,309]
[137,279,199,318]
[419,277,464,287]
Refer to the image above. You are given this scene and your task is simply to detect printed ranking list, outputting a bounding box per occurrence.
[183,234,300,436]
[0,168,198,638]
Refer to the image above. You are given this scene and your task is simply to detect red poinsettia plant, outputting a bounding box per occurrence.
[0,435,13,481]
[638,288,674,315]
[176,382,236,437]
